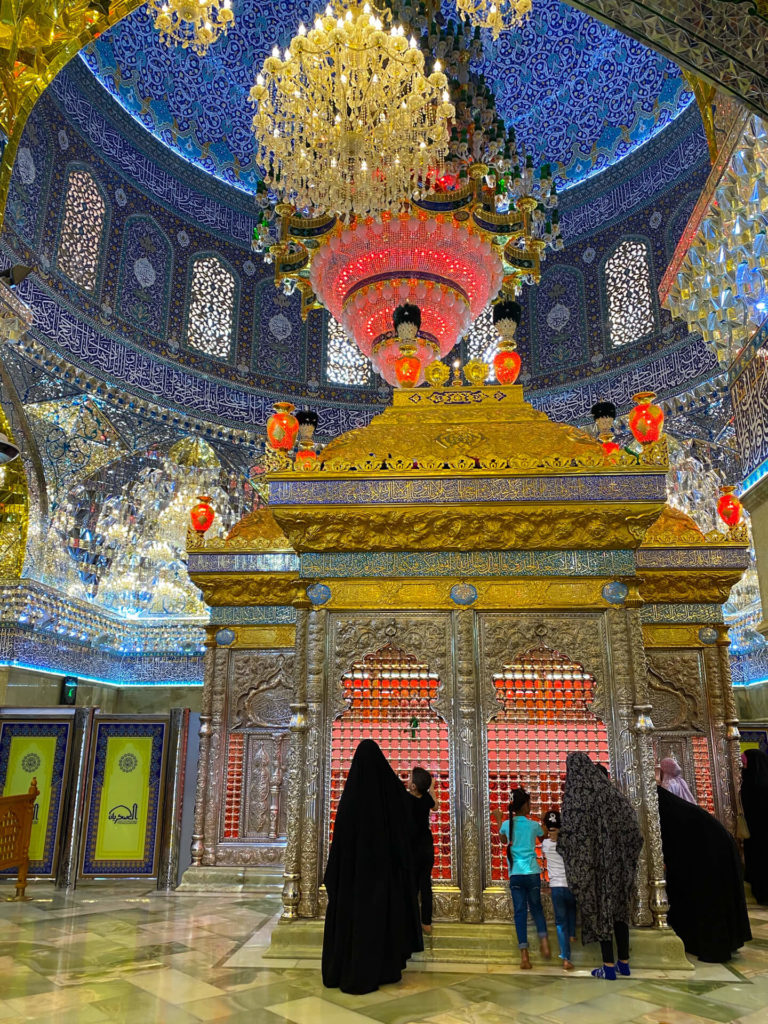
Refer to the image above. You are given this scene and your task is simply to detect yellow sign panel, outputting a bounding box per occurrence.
[94,736,153,863]
[2,735,57,863]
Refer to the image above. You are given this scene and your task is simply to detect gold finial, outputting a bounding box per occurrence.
[463,359,490,385]
[450,358,463,388]
[424,360,450,387]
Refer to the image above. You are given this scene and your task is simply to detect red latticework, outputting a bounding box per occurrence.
[487,647,610,883]
[222,733,245,840]
[691,735,716,814]
[329,643,453,881]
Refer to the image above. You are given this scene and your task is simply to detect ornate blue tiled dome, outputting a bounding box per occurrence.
[81,0,692,195]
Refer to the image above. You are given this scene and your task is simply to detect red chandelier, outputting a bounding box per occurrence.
[310,212,503,385]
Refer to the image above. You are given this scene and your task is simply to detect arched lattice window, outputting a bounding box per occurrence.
[57,168,106,292]
[329,643,453,881]
[186,255,236,359]
[325,316,371,386]
[487,647,609,883]
[604,239,655,347]
[465,303,496,375]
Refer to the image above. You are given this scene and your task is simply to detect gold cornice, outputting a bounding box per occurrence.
[269,385,667,478]
[315,577,611,611]
[642,623,710,648]
[228,625,296,649]
[188,507,295,553]
[641,505,749,548]
[194,573,302,607]
[638,569,743,605]
[270,503,665,553]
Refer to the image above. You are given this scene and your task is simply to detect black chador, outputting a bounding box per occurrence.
[742,748,768,906]
[322,740,423,994]
[657,785,751,962]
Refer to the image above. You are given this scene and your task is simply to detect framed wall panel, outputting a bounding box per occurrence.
[80,717,167,877]
[0,716,72,876]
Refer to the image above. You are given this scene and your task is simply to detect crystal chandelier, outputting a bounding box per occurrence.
[455,0,533,40]
[51,437,249,617]
[249,1,454,220]
[148,0,234,57]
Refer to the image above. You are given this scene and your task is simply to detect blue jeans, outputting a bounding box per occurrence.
[509,873,548,949]
[550,886,577,961]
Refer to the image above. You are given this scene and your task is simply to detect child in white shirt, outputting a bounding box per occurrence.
[543,809,577,971]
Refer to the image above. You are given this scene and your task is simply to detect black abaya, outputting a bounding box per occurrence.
[657,786,751,962]
[322,740,423,994]
[742,748,768,905]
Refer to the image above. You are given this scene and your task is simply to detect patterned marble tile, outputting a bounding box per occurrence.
[3,886,768,1024]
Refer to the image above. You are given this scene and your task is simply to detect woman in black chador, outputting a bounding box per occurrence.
[322,740,423,994]
[742,748,768,905]
[657,785,751,962]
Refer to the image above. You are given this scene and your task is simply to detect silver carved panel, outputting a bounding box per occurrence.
[320,613,458,909]
[215,648,295,861]
[477,611,613,895]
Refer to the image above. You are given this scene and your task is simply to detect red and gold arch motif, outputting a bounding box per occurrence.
[487,646,610,883]
[329,643,453,881]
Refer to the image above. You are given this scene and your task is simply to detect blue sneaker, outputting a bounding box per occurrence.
[617,960,631,977]
[591,965,617,980]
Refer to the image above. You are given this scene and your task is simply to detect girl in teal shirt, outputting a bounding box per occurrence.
[494,787,551,969]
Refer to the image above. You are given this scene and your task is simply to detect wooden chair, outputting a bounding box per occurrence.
[0,778,40,899]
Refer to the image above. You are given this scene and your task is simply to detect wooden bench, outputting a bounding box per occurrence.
[0,778,39,899]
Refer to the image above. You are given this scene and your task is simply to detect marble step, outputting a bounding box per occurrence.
[177,865,284,893]
[264,918,691,969]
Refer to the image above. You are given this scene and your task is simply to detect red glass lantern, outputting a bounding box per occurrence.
[295,446,318,465]
[628,391,664,445]
[717,486,743,528]
[266,401,299,451]
[494,347,521,385]
[190,495,215,533]
[394,344,421,388]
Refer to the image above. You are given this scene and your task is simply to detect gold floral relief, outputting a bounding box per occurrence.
[638,570,743,605]
[228,625,296,649]
[314,577,608,610]
[270,503,664,553]
[642,624,709,648]
[194,572,302,607]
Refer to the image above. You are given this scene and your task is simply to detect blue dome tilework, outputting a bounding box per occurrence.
[0,54,712,434]
[530,265,589,375]
[481,0,693,188]
[116,214,173,338]
[82,0,691,195]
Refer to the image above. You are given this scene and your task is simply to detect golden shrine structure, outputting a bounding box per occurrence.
[185,376,748,963]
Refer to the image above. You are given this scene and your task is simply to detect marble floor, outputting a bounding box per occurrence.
[1,884,768,1024]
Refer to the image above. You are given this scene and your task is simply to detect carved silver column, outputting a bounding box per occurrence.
[718,626,743,831]
[703,627,739,832]
[202,637,231,865]
[282,606,308,919]
[606,606,652,926]
[191,628,217,867]
[453,608,483,922]
[298,606,326,918]
[625,599,668,928]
